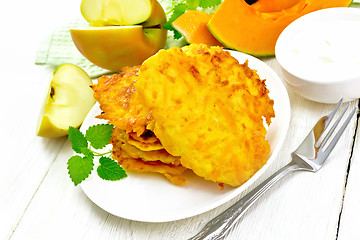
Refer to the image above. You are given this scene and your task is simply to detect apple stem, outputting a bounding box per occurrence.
[50,86,55,98]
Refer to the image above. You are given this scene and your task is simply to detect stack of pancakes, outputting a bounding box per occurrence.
[92,44,275,187]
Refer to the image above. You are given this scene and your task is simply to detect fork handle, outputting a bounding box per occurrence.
[188,161,300,240]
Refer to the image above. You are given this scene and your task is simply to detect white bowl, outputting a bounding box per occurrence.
[275,7,360,104]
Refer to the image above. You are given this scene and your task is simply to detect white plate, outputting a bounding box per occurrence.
[80,50,290,222]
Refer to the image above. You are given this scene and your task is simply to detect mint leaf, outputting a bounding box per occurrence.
[80,147,93,157]
[163,3,188,40]
[199,0,221,8]
[67,155,94,186]
[67,124,127,186]
[85,124,114,149]
[169,3,188,24]
[186,0,200,10]
[68,126,88,154]
[97,156,127,181]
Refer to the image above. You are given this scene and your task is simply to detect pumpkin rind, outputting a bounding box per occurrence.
[208,0,353,56]
[251,0,300,12]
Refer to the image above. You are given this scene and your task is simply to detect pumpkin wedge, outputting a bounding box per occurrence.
[251,0,300,12]
[172,10,223,47]
[208,0,353,56]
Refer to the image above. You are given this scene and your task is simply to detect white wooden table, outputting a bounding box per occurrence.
[1,1,360,239]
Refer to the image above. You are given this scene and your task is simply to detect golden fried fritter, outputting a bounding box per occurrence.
[113,128,181,165]
[91,66,153,136]
[93,69,185,184]
[135,44,274,187]
[119,157,187,186]
[92,44,274,187]
[111,128,187,185]
[122,130,164,151]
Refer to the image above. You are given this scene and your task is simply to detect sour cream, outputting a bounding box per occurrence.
[275,7,360,103]
[284,21,360,82]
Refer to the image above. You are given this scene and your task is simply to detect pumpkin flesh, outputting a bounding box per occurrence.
[172,10,224,47]
[208,0,353,56]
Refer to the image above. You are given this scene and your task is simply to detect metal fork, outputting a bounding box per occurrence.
[189,99,358,240]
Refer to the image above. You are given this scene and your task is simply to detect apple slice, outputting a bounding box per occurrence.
[70,26,167,71]
[36,64,95,138]
[81,0,152,26]
[71,0,167,71]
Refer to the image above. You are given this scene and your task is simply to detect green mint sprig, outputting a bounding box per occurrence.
[163,0,222,39]
[67,124,127,186]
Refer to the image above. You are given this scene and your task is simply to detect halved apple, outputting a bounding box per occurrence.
[36,64,95,138]
[81,0,152,26]
[70,0,167,72]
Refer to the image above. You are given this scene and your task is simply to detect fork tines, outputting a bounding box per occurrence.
[316,99,358,156]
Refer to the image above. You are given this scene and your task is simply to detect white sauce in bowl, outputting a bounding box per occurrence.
[276,8,360,83]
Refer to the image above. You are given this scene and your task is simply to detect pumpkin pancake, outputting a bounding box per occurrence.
[91,66,153,136]
[135,44,274,187]
[113,128,181,165]
[93,66,186,185]
[123,130,164,151]
[111,128,187,185]
[92,44,274,187]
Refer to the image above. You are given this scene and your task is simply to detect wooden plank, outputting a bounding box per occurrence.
[337,108,360,240]
[0,0,82,238]
[0,68,67,240]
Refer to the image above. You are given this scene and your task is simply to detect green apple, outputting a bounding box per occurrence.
[71,0,167,71]
[36,64,95,138]
[81,0,152,26]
